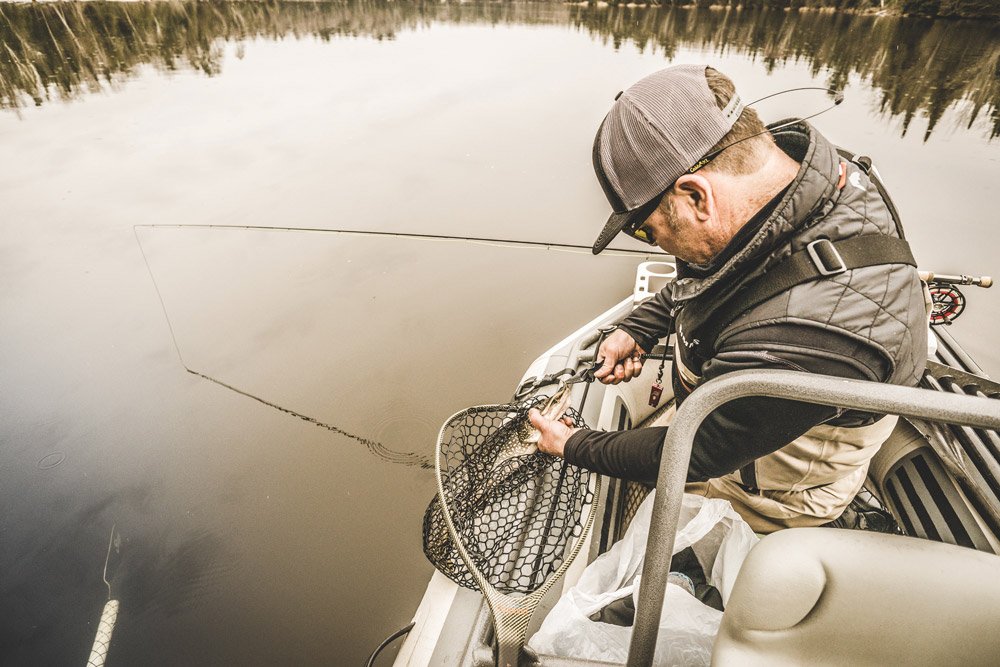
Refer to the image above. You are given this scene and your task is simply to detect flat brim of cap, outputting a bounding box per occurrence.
[592,197,660,254]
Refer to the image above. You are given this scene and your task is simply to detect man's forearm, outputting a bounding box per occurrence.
[563,427,667,486]
[562,396,836,486]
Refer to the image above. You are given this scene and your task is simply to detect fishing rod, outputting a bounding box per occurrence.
[132,222,662,468]
[133,224,667,257]
[133,222,661,467]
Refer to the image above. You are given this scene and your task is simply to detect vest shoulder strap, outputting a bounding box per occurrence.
[693,234,916,355]
[837,149,906,240]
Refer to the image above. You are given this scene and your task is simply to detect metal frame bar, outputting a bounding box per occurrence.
[625,369,1000,667]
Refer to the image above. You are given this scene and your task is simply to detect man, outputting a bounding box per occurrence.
[529,64,928,533]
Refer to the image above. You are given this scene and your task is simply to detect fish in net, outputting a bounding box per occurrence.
[422,391,600,665]
[423,394,595,593]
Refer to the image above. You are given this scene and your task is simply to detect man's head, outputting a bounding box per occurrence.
[592,65,778,260]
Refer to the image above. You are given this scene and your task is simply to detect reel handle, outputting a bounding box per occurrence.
[919,271,993,288]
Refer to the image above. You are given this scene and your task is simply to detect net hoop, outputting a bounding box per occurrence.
[428,400,601,666]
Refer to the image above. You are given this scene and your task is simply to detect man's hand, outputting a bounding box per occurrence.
[594,328,645,385]
[528,409,579,458]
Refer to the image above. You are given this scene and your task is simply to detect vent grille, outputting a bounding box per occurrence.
[883,451,995,552]
[880,330,1000,553]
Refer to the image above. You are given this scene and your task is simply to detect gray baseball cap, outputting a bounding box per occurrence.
[591,64,744,254]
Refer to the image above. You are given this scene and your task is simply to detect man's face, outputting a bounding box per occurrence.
[635,176,724,265]
[641,192,695,260]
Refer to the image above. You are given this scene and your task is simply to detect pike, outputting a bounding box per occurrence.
[490,360,603,472]
[490,381,575,472]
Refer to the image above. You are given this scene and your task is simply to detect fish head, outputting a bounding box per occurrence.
[492,384,577,471]
[520,381,574,444]
[539,381,574,422]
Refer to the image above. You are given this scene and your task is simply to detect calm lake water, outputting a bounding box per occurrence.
[1,2,998,664]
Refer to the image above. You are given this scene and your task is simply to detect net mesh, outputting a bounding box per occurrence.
[423,395,594,595]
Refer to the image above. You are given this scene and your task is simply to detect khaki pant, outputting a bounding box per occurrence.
[655,404,898,534]
[685,472,867,534]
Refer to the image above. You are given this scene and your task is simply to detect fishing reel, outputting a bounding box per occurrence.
[920,271,993,326]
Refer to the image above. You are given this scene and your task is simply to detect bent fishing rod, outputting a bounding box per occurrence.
[132,224,663,469]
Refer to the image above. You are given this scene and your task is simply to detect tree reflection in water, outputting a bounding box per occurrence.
[0,1,997,139]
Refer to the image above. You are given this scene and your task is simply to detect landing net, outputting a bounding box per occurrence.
[422,396,594,595]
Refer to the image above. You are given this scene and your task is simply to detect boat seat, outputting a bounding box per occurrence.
[711,527,1000,666]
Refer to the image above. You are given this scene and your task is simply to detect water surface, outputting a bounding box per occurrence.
[1,3,998,664]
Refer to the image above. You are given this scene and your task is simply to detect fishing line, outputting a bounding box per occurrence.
[746,86,845,108]
[102,522,116,600]
[189,366,432,469]
[133,226,433,470]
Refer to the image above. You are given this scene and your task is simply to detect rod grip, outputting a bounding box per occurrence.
[918,271,992,288]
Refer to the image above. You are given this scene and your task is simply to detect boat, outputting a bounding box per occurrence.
[388,260,1000,666]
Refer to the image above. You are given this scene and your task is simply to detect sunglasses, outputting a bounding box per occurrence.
[623,217,657,245]
[620,187,667,246]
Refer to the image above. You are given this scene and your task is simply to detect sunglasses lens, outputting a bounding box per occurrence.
[625,221,655,244]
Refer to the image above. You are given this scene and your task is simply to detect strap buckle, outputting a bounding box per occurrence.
[851,154,873,174]
[806,239,847,276]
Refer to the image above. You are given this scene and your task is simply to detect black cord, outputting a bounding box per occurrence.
[689,88,845,174]
[365,621,416,667]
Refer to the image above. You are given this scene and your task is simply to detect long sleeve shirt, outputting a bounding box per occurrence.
[563,321,890,485]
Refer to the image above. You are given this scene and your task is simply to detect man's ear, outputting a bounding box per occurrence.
[673,174,713,222]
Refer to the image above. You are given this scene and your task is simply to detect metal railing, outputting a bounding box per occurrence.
[626,369,1000,667]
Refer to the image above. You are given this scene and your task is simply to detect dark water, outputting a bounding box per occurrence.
[1,2,998,664]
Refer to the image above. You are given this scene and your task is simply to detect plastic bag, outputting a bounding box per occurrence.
[528,491,758,666]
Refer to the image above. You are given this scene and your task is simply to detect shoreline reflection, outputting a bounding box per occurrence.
[0,1,997,140]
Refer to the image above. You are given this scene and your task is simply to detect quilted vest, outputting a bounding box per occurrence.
[670,122,927,531]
